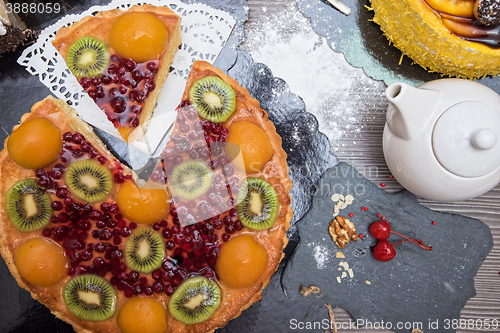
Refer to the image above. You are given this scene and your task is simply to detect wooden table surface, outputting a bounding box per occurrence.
[242,0,500,332]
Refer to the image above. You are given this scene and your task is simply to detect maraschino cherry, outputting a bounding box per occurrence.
[370,221,432,262]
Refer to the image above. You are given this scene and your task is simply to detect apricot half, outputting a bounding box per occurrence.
[116,181,170,225]
[226,121,274,173]
[109,12,168,63]
[215,235,268,288]
[117,297,168,333]
[15,238,67,286]
[7,118,62,170]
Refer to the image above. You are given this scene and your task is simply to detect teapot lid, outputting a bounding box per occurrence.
[433,101,500,178]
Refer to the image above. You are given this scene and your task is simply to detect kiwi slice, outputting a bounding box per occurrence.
[237,178,279,230]
[64,274,117,321]
[5,179,52,232]
[188,76,236,123]
[64,159,113,203]
[168,276,222,324]
[66,36,110,78]
[169,160,213,200]
[124,228,165,274]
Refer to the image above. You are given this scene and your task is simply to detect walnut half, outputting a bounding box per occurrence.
[329,216,358,249]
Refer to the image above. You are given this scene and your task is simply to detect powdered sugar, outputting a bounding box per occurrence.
[240,1,386,153]
[313,244,329,269]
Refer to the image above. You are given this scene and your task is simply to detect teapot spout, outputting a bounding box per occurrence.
[385,82,440,140]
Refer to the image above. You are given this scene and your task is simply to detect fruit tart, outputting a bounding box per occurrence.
[52,4,182,142]
[0,61,292,332]
[370,0,500,79]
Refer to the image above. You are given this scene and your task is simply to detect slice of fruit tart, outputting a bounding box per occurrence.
[52,4,182,142]
[0,61,292,333]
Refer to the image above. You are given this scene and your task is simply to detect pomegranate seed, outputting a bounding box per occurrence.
[117,66,126,76]
[143,286,153,296]
[38,177,49,187]
[62,132,73,141]
[212,220,223,230]
[225,225,235,234]
[234,220,243,231]
[164,285,174,296]
[202,223,214,235]
[101,74,111,84]
[166,240,175,250]
[107,220,117,228]
[173,248,183,257]
[223,215,234,226]
[88,211,101,221]
[114,173,124,183]
[110,276,119,285]
[124,287,134,298]
[152,269,162,281]
[129,90,139,102]
[121,76,131,86]
[95,86,105,99]
[51,201,63,211]
[160,220,168,228]
[109,204,119,214]
[120,227,131,237]
[119,85,128,94]
[80,250,92,261]
[130,117,140,128]
[109,87,119,97]
[78,220,91,231]
[94,220,106,230]
[139,277,148,286]
[125,59,136,71]
[91,77,101,87]
[68,267,76,276]
[171,276,182,287]
[132,70,143,82]
[99,202,109,212]
[147,62,158,73]
[51,169,62,180]
[129,222,137,230]
[107,65,117,75]
[72,149,84,158]
[133,285,143,295]
[111,97,126,113]
[222,233,230,242]
[42,228,52,237]
[100,229,112,240]
[97,156,107,164]
[128,271,139,283]
[79,78,91,89]
[91,230,100,239]
[113,237,121,245]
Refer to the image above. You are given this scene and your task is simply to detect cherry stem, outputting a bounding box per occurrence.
[391,231,432,251]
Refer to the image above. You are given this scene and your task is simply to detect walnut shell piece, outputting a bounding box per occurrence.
[329,216,358,249]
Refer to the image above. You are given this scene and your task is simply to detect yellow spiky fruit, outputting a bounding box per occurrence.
[369,0,500,79]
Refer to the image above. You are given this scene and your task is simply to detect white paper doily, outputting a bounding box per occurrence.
[17,0,235,154]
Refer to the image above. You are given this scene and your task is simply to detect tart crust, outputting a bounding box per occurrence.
[0,62,293,332]
[52,4,182,143]
[370,0,500,79]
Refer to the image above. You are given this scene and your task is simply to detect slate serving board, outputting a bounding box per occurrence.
[282,162,493,333]
[296,0,500,92]
[0,0,339,332]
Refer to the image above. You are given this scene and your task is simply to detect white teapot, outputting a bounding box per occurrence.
[382,78,500,201]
